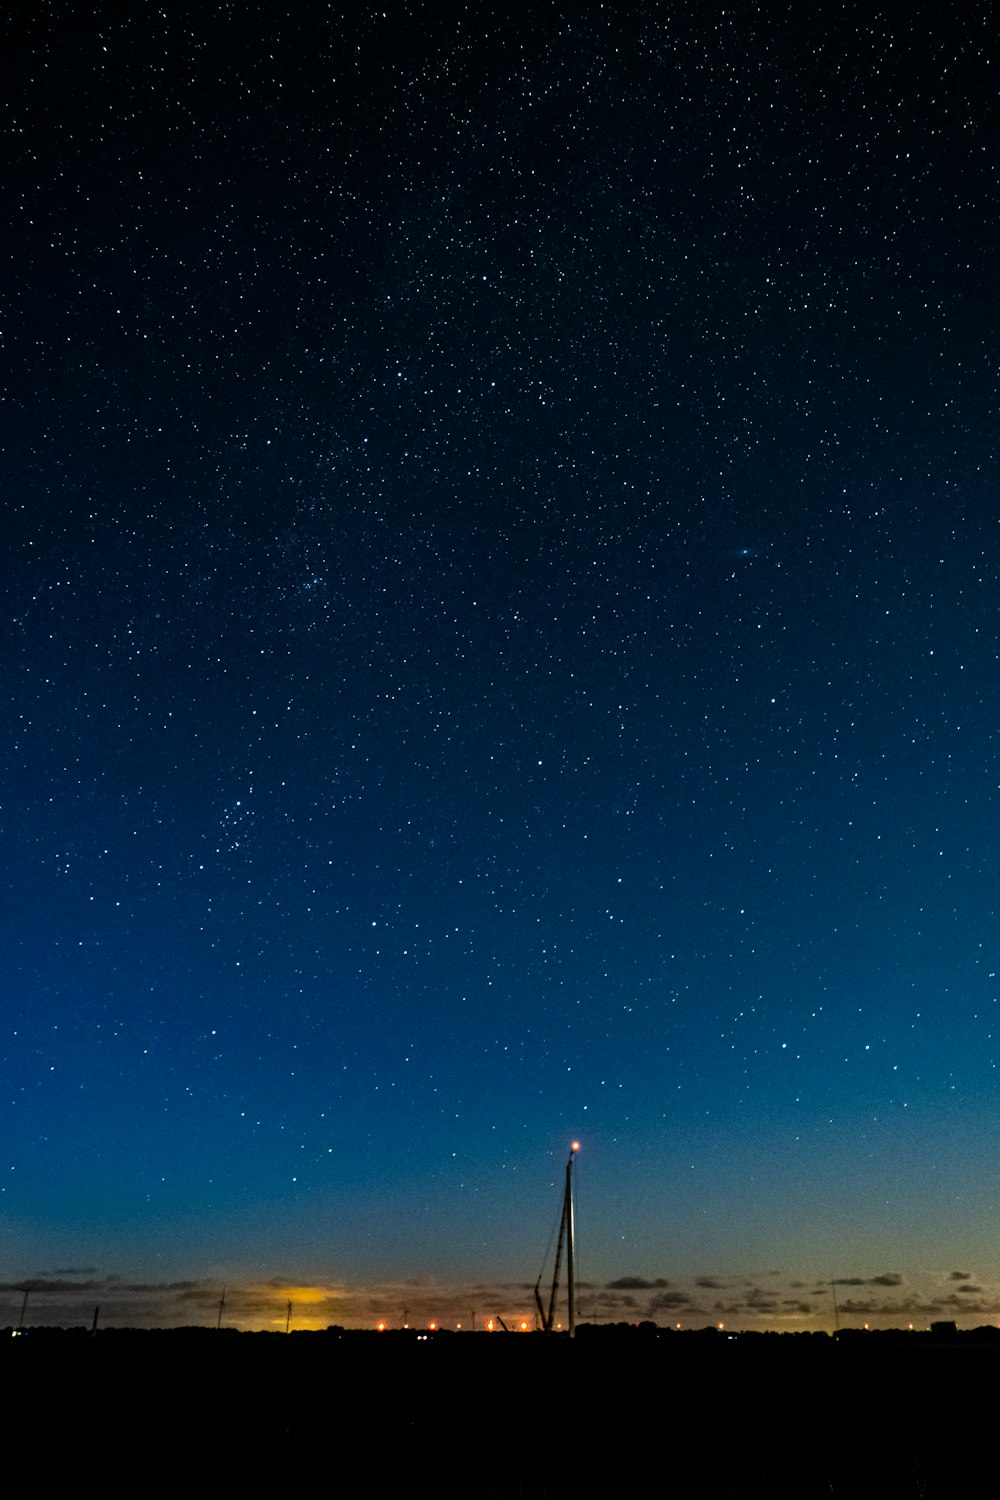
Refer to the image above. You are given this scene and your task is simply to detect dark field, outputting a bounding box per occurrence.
[5,1326,993,1496]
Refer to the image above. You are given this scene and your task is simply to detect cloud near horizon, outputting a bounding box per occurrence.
[4,1266,998,1333]
[833,1273,904,1288]
[605,1276,672,1291]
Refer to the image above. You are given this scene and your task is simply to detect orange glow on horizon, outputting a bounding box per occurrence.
[264,1284,337,1332]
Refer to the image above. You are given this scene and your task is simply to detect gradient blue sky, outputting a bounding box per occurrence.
[3,1,998,1330]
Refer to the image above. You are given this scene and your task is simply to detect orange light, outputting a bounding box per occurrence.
[486,1319,494,1332]
[376,1320,386,1333]
[571,1140,581,1152]
[428,1321,437,1331]
[519,1321,529,1331]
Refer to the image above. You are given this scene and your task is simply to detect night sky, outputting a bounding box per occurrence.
[3,2,998,1332]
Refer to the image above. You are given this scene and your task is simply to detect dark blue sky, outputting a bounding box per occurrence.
[3,1,998,1331]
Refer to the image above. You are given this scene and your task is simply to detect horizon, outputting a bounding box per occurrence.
[6,1259,999,1336]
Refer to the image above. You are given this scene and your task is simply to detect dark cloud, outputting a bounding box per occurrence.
[713,1287,781,1315]
[695,1276,737,1290]
[470,1282,533,1293]
[955,1284,982,1294]
[123,1281,205,1294]
[936,1293,996,1316]
[647,1290,692,1312]
[1,1278,101,1292]
[174,1285,223,1304]
[950,1271,972,1281]
[834,1274,903,1288]
[838,1293,934,1318]
[582,1292,636,1320]
[740,1284,785,1308]
[745,1297,779,1313]
[606,1276,671,1291]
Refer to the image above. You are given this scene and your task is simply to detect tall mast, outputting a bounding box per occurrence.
[566,1141,579,1338]
[534,1140,582,1335]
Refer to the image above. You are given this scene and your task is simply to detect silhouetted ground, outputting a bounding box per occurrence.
[4,1324,994,1496]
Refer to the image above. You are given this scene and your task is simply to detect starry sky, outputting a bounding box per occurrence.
[3,2,999,1332]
